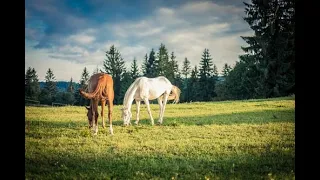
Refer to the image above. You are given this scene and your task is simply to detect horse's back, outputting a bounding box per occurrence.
[136,76,172,100]
[88,73,113,93]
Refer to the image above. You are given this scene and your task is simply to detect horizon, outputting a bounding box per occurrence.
[25,0,253,82]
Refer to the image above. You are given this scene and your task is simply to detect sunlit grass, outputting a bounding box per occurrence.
[25,96,295,179]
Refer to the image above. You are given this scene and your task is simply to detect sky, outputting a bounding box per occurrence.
[25,0,254,82]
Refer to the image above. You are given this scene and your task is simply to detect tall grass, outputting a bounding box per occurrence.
[25,96,295,179]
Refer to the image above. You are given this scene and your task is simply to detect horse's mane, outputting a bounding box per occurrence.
[123,77,142,107]
[173,85,181,103]
[79,73,109,100]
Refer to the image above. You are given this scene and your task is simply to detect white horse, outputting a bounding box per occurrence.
[121,76,179,126]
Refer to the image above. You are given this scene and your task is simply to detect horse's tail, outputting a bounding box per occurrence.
[79,75,106,100]
[172,85,181,104]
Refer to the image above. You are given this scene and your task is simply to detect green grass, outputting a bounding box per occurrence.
[25,96,295,179]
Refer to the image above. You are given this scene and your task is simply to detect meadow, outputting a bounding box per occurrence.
[25,96,295,179]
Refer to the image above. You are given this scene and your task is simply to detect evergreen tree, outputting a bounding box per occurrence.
[224,61,255,100]
[103,45,126,104]
[120,71,133,104]
[45,68,57,101]
[181,57,191,79]
[141,53,148,76]
[131,57,140,80]
[38,68,57,105]
[166,51,178,83]
[144,49,157,77]
[155,43,169,76]
[55,91,75,105]
[198,48,216,101]
[39,88,52,105]
[80,67,90,89]
[181,57,191,102]
[222,63,232,77]
[75,67,90,106]
[64,77,76,105]
[67,77,74,93]
[240,0,295,98]
[213,64,219,77]
[189,65,200,102]
[25,67,40,101]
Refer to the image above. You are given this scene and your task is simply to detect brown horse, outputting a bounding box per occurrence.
[159,85,181,104]
[79,73,114,135]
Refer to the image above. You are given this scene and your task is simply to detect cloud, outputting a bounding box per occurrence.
[68,34,96,44]
[101,1,253,71]
[25,48,103,82]
[25,0,254,81]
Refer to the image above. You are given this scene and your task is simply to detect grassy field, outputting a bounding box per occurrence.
[25,96,295,179]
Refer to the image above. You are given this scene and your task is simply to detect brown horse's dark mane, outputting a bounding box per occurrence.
[79,73,108,100]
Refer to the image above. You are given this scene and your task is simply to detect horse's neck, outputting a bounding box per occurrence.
[123,85,138,110]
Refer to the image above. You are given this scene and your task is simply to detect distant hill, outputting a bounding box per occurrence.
[39,81,80,92]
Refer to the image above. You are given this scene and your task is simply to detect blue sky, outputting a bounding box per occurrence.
[25,0,253,82]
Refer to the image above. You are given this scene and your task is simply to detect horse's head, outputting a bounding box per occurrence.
[85,106,94,127]
[121,107,132,126]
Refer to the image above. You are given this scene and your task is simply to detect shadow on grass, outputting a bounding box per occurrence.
[26,109,294,130]
[25,149,295,179]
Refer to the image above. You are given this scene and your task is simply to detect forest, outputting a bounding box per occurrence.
[25,0,295,106]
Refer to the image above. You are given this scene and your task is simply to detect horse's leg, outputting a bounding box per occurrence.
[101,100,106,128]
[159,93,169,124]
[157,98,164,124]
[107,99,114,135]
[143,98,154,125]
[135,100,141,125]
[93,100,99,135]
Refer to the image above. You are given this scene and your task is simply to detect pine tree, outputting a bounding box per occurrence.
[144,49,156,77]
[222,63,232,77]
[131,57,140,80]
[120,70,133,104]
[39,68,57,104]
[189,65,199,102]
[141,53,148,76]
[155,43,169,76]
[181,57,191,102]
[181,57,191,79]
[76,67,90,106]
[240,0,295,98]
[103,45,126,104]
[198,48,216,101]
[67,77,74,93]
[25,67,40,100]
[223,61,255,100]
[166,51,178,83]
[80,67,90,89]
[213,64,219,77]
[44,68,57,98]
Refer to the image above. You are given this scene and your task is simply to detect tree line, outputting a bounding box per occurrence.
[25,0,294,106]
